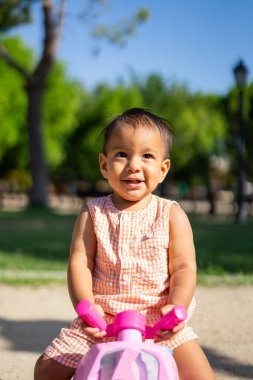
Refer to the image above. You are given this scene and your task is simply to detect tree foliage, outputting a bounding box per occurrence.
[0,0,33,32]
[0,37,31,160]
[0,36,81,181]
[43,63,82,168]
[91,7,149,47]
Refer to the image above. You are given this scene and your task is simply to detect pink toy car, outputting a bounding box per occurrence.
[73,300,187,380]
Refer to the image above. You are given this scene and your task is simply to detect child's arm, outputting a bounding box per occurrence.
[67,204,97,308]
[156,204,196,342]
[167,203,197,308]
[68,205,106,339]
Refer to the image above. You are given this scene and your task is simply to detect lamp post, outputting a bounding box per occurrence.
[233,60,248,221]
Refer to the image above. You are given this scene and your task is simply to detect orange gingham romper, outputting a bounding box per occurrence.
[45,194,197,368]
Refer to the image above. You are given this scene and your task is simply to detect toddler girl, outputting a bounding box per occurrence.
[35,108,216,379]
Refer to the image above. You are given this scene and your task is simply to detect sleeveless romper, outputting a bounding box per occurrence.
[45,195,197,368]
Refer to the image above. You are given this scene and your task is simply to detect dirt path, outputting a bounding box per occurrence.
[0,285,252,380]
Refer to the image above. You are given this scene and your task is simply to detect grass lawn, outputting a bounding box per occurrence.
[0,208,76,284]
[190,215,253,285]
[0,208,253,285]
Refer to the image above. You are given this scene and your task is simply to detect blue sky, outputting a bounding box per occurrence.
[9,0,253,94]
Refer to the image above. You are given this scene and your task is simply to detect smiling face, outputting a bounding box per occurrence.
[99,123,170,210]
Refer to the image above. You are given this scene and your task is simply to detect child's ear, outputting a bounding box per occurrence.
[159,159,170,183]
[99,153,108,179]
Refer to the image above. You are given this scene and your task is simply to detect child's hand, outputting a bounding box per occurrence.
[154,304,185,343]
[82,325,107,340]
[81,303,107,340]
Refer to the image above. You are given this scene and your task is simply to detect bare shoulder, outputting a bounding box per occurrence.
[168,203,196,273]
[169,202,193,237]
[70,202,96,260]
[72,202,94,237]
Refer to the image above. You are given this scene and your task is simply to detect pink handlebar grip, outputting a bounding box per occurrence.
[76,300,107,332]
[76,300,187,339]
[151,305,187,337]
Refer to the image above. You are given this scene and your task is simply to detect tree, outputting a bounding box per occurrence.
[0,0,65,206]
[0,0,148,207]
[0,37,30,161]
[0,36,82,186]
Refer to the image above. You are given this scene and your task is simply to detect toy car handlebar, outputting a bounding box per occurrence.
[76,300,108,332]
[76,300,187,339]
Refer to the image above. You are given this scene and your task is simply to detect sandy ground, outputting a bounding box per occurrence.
[0,285,252,380]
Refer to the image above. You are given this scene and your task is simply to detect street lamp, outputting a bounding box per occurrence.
[233,60,248,221]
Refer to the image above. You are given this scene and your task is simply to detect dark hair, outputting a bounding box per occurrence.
[101,108,173,158]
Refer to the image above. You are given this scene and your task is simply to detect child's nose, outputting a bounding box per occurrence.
[126,157,141,172]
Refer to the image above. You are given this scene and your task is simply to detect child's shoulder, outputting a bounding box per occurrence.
[87,195,110,207]
[86,195,112,214]
[85,195,112,221]
[155,195,180,209]
[158,197,191,230]
[154,196,188,224]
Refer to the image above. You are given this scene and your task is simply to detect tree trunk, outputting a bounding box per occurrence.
[26,77,49,207]
[0,1,66,208]
[207,183,216,215]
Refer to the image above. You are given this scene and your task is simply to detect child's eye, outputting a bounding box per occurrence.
[116,152,127,158]
[143,153,154,159]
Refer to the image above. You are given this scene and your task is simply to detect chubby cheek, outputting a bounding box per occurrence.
[109,163,123,176]
[147,166,162,180]
[107,164,125,182]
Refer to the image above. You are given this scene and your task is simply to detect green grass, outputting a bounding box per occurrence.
[0,208,76,273]
[191,215,253,275]
[0,209,253,285]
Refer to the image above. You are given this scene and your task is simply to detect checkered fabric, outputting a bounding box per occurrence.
[45,195,197,368]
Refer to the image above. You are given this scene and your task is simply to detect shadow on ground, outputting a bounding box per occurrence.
[1,318,253,379]
[0,318,69,353]
[203,347,253,379]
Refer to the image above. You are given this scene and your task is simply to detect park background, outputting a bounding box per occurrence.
[0,2,253,380]
[0,0,252,284]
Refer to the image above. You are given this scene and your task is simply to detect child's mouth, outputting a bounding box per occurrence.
[124,179,143,186]
[125,179,142,184]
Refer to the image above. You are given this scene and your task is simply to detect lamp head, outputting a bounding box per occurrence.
[233,60,248,88]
